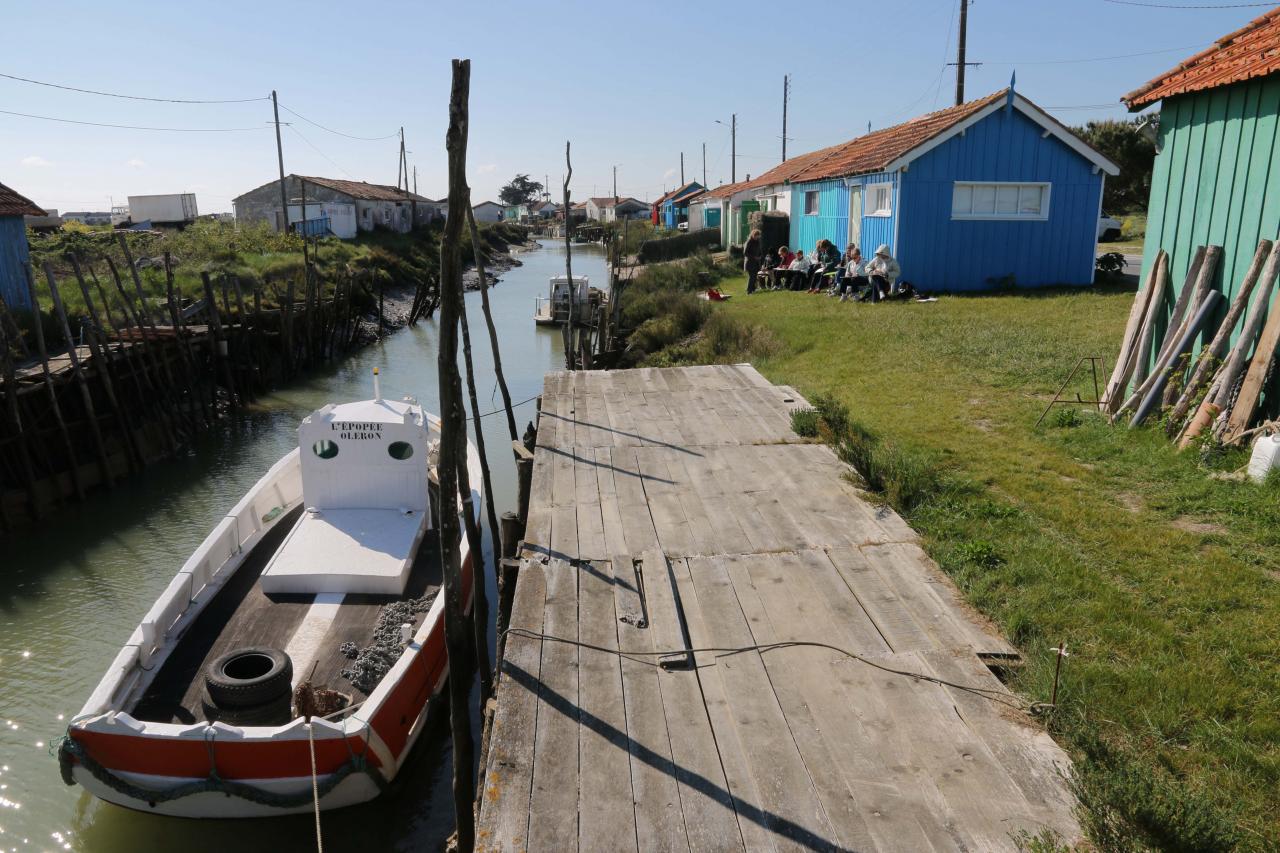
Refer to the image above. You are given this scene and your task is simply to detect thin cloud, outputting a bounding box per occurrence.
[21,155,51,167]
[477,163,497,174]
[127,158,147,168]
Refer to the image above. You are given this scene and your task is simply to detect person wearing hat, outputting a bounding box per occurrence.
[866,244,901,302]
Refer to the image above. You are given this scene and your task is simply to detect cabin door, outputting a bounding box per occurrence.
[848,185,863,250]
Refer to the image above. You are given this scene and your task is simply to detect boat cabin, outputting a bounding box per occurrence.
[534,274,592,325]
[260,396,434,596]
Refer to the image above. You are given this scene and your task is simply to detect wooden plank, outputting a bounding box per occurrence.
[683,554,839,850]
[574,446,607,561]
[636,449,694,558]
[595,446,629,559]
[550,503,578,563]
[668,449,753,556]
[526,557,581,850]
[577,559,639,852]
[614,554,691,852]
[477,560,547,853]
[643,553,746,851]
[823,546,934,653]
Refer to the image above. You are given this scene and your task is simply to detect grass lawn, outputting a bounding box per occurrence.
[708,274,1279,850]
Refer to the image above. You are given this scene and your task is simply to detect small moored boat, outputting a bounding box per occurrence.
[533,274,604,326]
[59,371,480,818]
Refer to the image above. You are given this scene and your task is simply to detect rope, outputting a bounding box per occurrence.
[308,723,324,853]
[502,628,1031,711]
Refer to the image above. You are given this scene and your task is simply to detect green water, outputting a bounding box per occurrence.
[0,240,605,853]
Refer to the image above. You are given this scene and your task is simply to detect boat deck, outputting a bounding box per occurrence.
[477,364,1080,852]
[133,507,442,725]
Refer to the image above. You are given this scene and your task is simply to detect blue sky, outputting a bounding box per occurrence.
[0,0,1265,213]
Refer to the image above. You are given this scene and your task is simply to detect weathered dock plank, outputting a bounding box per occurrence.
[483,364,1081,851]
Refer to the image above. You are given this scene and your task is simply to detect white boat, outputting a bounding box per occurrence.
[58,371,480,818]
[533,274,603,326]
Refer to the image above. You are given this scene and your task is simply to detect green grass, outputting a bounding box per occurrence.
[704,276,1278,850]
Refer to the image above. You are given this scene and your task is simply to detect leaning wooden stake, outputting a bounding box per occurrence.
[438,57,477,853]
[0,312,43,518]
[465,205,520,444]
[22,264,84,500]
[1102,250,1163,411]
[1167,239,1273,434]
[1221,261,1280,443]
[43,263,114,489]
[562,141,575,370]
[1130,253,1171,390]
[164,254,214,427]
[201,272,240,408]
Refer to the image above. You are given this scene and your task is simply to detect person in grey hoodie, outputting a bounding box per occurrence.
[866,244,901,301]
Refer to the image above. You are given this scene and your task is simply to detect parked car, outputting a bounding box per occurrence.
[1098,212,1123,242]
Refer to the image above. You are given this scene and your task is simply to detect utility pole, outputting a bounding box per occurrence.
[732,114,736,183]
[952,0,982,106]
[413,165,418,195]
[782,74,790,161]
[680,152,684,186]
[397,127,406,190]
[702,142,707,187]
[613,165,617,203]
[271,90,289,234]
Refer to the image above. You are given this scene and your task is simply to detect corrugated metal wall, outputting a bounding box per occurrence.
[0,217,33,312]
[856,171,899,255]
[790,173,899,255]
[897,106,1101,290]
[1140,75,1280,326]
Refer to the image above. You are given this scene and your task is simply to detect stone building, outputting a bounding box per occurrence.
[232,175,436,235]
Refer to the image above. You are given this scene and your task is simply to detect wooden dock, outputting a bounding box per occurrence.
[478,364,1080,852]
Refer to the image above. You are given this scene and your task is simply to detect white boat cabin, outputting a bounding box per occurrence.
[260,394,434,597]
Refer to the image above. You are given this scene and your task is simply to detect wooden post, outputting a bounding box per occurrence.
[514,439,533,524]
[163,253,214,427]
[202,272,239,408]
[494,555,521,665]
[0,311,43,518]
[438,57,477,852]
[22,264,84,500]
[465,206,520,445]
[283,274,296,377]
[377,277,385,340]
[92,259,171,449]
[562,141,575,371]
[1210,241,1280,414]
[69,255,145,472]
[230,275,257,402]
[1130,253,1171,390]
[43,263,114,488]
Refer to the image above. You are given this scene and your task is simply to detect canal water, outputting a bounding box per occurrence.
[0,239,605,853]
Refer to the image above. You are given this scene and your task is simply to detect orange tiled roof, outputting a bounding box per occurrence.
[1123,8,1280,109]
[787,91,1007,183]
[0,181,45,217]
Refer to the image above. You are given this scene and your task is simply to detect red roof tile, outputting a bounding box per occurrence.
[1123,8,1280,109]
[787,91,1008,183]
[0,181,45,217]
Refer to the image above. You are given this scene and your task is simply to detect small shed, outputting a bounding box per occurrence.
[785,88,1118,290]
[659,182,705,230]
[0,182,45,312]
[472,201,504,223]
[1122,8,1280,314]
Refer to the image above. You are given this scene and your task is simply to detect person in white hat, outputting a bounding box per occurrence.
[866,244,901,302]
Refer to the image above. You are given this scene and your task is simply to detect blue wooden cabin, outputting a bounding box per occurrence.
[786,89,1118,290]
[659,182,705,230]
[0,182,45,312]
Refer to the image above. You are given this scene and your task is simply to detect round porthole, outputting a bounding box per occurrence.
[312,439,339,460]
[388,441,414,461]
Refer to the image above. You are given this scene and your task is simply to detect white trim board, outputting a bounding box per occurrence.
[883,93,1120,177]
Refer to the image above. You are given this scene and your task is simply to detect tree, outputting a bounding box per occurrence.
[498,174,544,207]
[1073,118,1156,213]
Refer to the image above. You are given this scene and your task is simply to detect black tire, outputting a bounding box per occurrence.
[204,647,293,709]
[201,691,294,727]
[1101,228,1121,243]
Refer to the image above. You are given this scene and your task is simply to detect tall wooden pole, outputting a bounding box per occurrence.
[781,74,789,162]
[562,142,575,370]
[23,264,84,500]
[731,113,737,183]
[439,57,477,853]
[272,91,289,233]
[955,0,969,105]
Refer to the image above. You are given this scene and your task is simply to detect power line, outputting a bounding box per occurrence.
[985,42,1211,64]
[1102,0,1273,7]
[0,71,266,103]
[276,103,399,141]
[0,107,268,132]
[288,125,354,179]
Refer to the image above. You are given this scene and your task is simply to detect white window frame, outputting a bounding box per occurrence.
[866,183,893,217]
[803,190,820,216]
[951,181,1051,221]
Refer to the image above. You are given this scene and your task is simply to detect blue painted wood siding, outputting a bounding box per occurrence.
[0,217,33,312]
[856,171,899,255]
[790,172,900,254]
[897,106,1101,290]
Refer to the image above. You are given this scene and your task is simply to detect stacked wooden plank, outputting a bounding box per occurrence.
[1107,241,1280,445]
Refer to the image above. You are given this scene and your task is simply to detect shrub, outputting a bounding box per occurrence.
[637,228,720,263]
[790,408,820,437]
[1095,252,1128,282]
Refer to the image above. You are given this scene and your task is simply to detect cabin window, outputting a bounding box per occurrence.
[388,441,414,461]
[951,182,1050,220]
[867,183,893,217]
[804,191,820,215]
[312,439,339,460]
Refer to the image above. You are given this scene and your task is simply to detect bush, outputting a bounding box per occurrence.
[637,228,720,263]
[790,408,820,437]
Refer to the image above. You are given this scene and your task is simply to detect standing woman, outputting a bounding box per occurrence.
[744,228,764,294]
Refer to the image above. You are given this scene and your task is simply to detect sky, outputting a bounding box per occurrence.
[0,0,1269,214]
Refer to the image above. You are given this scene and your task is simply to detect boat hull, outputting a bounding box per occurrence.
[63,418,483,819]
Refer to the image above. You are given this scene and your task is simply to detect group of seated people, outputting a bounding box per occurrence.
[743,231,906,302]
